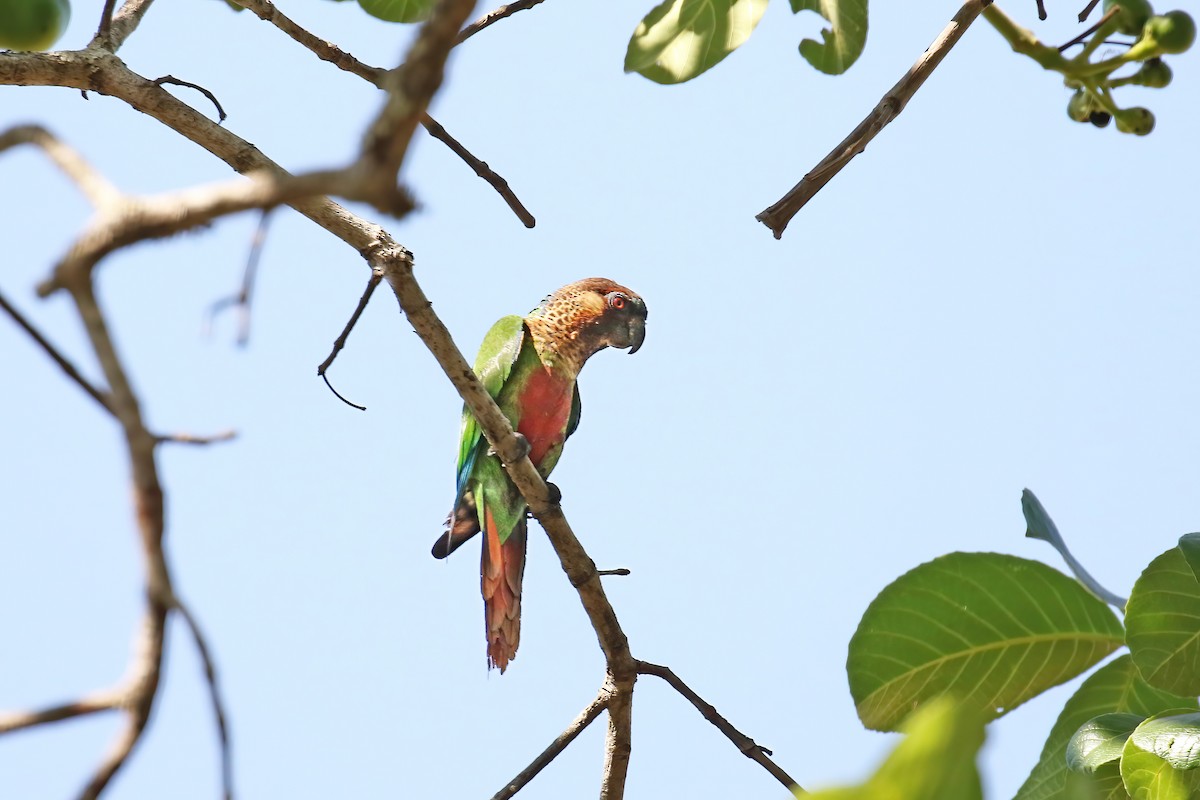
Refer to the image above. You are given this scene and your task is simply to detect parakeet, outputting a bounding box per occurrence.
[432,278,648,672]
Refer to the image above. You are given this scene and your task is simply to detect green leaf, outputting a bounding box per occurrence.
[789,0,868,75]
[1121,711,1200,799]
[1131,711,1200,771]
[1014,655,1196,800]
[1176,533,1200,583]
[1126,546,1200,695]
[1022,489,1128,609]
[1067,713,1145,773]
[803,697,984,800]
[848,552,1124,731]
[1065,761,1131,800]
[624,0,768,84]
[357,0,432,23]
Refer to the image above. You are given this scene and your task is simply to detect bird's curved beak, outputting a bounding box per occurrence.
[627,316,646,354]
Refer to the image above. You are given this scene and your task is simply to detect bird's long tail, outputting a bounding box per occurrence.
[481,507,526,672]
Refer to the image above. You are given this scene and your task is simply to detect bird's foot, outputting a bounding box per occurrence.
[545,481,562,505]
[511,432,531,460]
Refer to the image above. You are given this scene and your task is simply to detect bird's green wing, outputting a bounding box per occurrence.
[456,315,526,497]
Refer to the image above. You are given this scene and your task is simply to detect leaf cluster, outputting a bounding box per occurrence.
[837,493,1200,800]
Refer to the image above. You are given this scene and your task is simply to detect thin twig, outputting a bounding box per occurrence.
[458,0,546,44]
[317,271,381,410]
[1058,5,1120,51]
[421,114,535,227]
[154,75,228,123]
[229,0,536,227]
[637,661,804,794]
[756,0,992,239]
[96,0,119,46]
[1078,0,1102,23]
[175,600,234,800]
[1035,0,1046,21]
[356,0,480,213]
[492,688,610,800]
[105,0,157,50]
[205,210,273,345]
[155,430,238,446]
[597,568,631,577]
[0,287,114,414]
[0,693,120,734]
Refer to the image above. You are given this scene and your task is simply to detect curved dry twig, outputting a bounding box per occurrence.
[757,0,991,238]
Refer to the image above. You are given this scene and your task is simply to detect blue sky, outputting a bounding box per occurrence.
[3,1,1199,798]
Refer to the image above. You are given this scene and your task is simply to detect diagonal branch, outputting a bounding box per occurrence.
[459,0,548,44]
[176,600,234,800]
[757,0,991,238]
[637,661,803,793]
[0,286,113,414]
[492,687,611,800]
[0,693,120,735]
[355,0,480,213]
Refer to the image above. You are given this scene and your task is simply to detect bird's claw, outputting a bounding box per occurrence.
[545,481,562,505]
[510,433,531,462]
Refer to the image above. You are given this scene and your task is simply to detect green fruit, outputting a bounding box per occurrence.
[1135,57,1173,87]
[0,0,70,50]
[1067,90,1094,122]
[1104,0,1154,35]
[1142,10,1196,54]
[1114,106,1155,135]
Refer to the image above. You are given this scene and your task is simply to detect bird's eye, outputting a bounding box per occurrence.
[608,293,627,310]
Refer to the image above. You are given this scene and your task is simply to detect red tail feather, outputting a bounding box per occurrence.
[481,509,526,672]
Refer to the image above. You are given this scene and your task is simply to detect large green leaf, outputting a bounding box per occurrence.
[624,0,768,84]
[1176,533,1200,584]
[1014,655,1196,800]
[1067,713,1145,773]
[357,0,432,23]
[1121,710,1200,799]
[789,0,868,75]
[800,697,984,800]
[1126,545,1200,695]
[1131,711,1200,771]
[848,552,1124,731]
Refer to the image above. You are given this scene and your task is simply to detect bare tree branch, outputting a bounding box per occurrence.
[227,0,535,225]
[93,0,157,51]
[492,688,610,800]
[0,693,120,735]
[0,124,121,207]
[176,600,234,800]
[155,430,238,446]
[205,211,273,346]
[600,676,634,800]
[0,287,113,414]
[317,271,382,410]
[459,0,547,44]
[757,0,991,238]
[421,114,535,227]
[637,661,803,793]
[356,0,480,213]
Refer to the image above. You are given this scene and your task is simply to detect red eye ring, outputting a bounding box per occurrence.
[610,294,626,310]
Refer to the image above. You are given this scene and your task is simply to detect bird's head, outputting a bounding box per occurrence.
[527,278,648,372]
